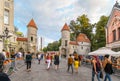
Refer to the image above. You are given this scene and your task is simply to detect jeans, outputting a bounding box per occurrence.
[67,64,73,73]
[26,61,31,69]
[92,70,101,81]
[104,73,112,81]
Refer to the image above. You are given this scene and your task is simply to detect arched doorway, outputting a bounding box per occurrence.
[61,48,67,58]
[19,47,24,53]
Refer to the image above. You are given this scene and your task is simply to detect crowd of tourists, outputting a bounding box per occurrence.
[0,49,120,81]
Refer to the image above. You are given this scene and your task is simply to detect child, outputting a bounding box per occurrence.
[74,58,79,73]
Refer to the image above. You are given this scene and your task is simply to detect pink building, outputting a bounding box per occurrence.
[106,2,120,51]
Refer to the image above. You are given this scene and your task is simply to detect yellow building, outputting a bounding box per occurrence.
[0,0,17,52]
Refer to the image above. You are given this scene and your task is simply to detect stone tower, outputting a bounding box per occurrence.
[60,23,70,57]
[27,19,38,53]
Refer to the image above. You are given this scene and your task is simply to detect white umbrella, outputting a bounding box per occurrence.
[88,47,117,56]
[116,51,120,56]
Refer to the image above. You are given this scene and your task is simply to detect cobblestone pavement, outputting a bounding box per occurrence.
[9,58,120,81]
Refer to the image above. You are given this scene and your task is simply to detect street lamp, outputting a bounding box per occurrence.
[0,27,12,51]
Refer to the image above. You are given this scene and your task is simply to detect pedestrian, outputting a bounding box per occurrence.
[67,54,74,74]
[103,54,113,81]
[54,53,60,71]
[2,49,6,60]
[0,53,5,72]
[91,55,102,81]
[0,70,11,81]
[25,52,32,71]
[38,53,41,64]
[74,58,79,73]
[11,52,18,72]
[46,53,51,70]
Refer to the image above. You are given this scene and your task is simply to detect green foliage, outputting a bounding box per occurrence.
[94,16,109,50]
[43,47,47,52]
[43,40,61,52]
[69,14,93,41]
[16,31,23,37]
[69,14,108,51]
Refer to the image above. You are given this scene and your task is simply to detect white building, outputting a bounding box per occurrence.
[59,23,91,57]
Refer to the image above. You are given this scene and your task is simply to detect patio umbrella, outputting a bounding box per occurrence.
[88,47,117,56]
[116,51,120,56]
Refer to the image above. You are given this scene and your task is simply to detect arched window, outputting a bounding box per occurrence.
[113,30,116,41]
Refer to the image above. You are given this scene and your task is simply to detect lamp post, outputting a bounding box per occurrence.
[0,27,12,51]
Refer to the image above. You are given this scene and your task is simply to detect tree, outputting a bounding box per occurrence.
[94,16,109,50]
[16,31,24,37]
[43,40,61,52]
[43,47,47,52]
[69,14,93,40]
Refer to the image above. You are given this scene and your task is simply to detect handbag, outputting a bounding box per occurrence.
[100,71,103,79]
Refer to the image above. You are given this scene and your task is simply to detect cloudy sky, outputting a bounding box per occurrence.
[14,0,117,47]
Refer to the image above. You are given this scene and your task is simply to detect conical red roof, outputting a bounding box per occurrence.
[61,23,70,31]
[27,19,38,29]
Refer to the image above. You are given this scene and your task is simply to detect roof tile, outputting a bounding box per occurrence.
[69,41,78,45]
[27,19,38,29]
[76,33,90,43]
[61,23,70,31]
[17,37,28,41]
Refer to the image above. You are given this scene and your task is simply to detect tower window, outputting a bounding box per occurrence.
[65,40,67,46]
[31,37,33,42]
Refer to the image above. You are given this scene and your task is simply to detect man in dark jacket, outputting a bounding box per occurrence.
[25,52,32,71]
[0,72,11,81]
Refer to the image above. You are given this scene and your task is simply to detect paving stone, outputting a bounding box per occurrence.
[9,58,120,81]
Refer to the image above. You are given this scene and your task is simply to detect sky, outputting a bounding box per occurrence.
[14,0,117,47]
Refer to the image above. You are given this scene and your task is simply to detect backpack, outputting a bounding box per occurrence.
[104,63,113,74]
[96,61,101,72]
[26,54,32,61]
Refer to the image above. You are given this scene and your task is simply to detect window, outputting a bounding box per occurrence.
[113,30,116,41]
[118,28,120,40]
[4,9,9,24]
[31,37,33,42]
[65,40,67,46]
[5,1,10,8]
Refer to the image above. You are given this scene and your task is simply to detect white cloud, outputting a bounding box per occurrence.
[14,0,117,46]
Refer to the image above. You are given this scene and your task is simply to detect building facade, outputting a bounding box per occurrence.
[59,23,91,57]
[0,0,17,52]
[106,2,120,51]
[0,0,38,53]
[17,19,38,53]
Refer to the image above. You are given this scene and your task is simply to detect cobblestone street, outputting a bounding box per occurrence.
[9,59,120,81]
